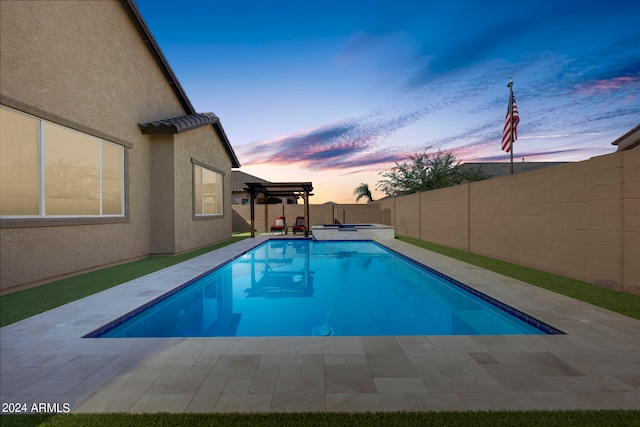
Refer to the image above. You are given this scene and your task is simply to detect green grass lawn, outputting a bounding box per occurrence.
[2,410,640,427]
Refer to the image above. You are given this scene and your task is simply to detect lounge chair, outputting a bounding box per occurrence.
[270,216,286,235]
[292,216,306,235]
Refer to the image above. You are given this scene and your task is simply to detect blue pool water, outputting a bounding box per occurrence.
[87,240,561,338]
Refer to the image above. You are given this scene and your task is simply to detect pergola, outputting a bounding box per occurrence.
[244,182,314,238]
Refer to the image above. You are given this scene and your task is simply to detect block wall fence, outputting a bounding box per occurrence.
[234,149,639,295]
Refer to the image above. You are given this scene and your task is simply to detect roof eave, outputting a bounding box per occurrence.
[212,121,241,168]
[138,114,241,168]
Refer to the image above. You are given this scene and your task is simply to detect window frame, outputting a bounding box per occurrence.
[0,105,128,227]
[192,159,225,219]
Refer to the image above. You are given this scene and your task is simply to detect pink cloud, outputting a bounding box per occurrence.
[575,75,640,93]
[236,107,430,170]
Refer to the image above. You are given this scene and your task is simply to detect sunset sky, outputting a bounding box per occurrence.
[135,0,640,203]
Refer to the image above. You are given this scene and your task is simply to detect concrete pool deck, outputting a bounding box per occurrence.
[1,235,639,413]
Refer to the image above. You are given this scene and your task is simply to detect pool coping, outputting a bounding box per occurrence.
[1,235,639,413]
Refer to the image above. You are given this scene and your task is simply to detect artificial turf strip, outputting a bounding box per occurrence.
[2,411,640,427]
[0,235,249,327]
[397,235,640,321]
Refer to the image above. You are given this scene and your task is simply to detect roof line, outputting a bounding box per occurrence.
[119,0,195,114]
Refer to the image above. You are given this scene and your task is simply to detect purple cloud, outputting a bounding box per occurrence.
[237,107,430,170]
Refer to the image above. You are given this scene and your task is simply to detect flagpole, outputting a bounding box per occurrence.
[507,76,514,175]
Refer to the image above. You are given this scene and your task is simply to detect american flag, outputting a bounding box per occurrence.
[501,93,519,152]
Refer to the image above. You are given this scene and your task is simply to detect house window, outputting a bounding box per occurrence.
[0,106,124,217]
[194,164,223,216]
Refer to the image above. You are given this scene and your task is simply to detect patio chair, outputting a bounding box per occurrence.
[292,216,306,235]
[270,216,286,235]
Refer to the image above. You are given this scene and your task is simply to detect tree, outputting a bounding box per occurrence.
[376,148,487,197]
[353,183,374,203]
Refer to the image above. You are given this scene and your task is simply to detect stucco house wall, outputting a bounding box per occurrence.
[174,126,233,253]
[0,0,238,292]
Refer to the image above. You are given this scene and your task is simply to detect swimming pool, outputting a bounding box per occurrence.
[86,240,561,338]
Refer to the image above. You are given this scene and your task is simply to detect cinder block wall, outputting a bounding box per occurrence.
[389,150,638,295]
[311,204,336,225]
[623,149,640,293]
[333,203,384,224]
[394,193,420,239]
[421,184,470,251]
[379,198,395,229]
[466,154,627,291]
